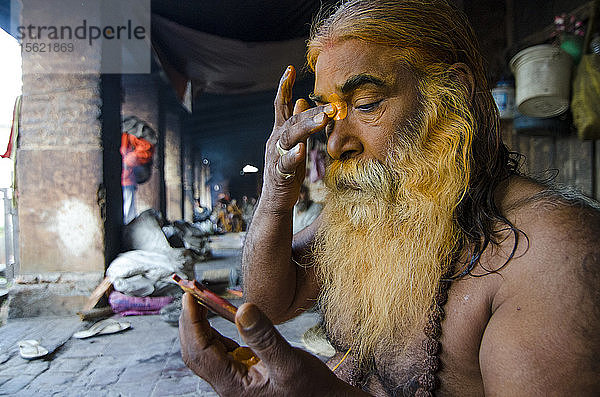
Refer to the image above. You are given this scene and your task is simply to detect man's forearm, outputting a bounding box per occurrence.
[241,63,327,322]
[242,202,297,322]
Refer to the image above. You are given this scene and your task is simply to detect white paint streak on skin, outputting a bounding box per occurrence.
[51,199,99,257]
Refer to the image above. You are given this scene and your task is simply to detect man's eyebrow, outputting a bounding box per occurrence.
[309,74,386,104]
[340,74,386,94]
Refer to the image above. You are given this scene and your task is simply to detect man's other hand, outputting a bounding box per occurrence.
[179,293,362,397]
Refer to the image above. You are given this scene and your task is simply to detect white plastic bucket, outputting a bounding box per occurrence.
[509,44,573,118]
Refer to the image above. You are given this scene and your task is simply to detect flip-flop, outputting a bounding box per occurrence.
[18,340,49,360]
[72,318,131,339]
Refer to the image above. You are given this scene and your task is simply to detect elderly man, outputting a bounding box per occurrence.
[178,1,600,395]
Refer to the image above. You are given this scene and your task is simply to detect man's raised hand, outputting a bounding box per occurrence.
[262,65,331,213]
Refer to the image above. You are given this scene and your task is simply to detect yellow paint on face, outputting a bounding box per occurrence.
[327,93,348,120]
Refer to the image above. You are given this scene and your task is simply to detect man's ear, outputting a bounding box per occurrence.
[448,63,475,101]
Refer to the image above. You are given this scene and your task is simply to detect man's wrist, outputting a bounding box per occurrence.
[254,199,294,219]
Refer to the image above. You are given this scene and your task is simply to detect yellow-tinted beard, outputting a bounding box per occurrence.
[314,123,468,363]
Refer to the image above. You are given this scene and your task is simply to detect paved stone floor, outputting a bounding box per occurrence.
[0,303,321,396]
[0,234,324,396]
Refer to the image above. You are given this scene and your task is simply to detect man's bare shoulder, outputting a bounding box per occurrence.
[497,176,600,280]
[478,176,600,395]
[478,176,600,275]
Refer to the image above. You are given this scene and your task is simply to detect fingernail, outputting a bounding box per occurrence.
[313,112,326,124]
[238,305,260,330]
[324,103,335,117]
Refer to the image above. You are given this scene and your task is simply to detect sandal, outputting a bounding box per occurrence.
[18,340,49,360]
[72,318,131,339]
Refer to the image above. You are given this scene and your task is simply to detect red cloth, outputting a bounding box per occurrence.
[121,133,154,186]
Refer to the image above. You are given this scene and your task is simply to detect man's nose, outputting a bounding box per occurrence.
[326,120,363,160]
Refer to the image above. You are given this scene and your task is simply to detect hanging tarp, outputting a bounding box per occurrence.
[151,14,308,97]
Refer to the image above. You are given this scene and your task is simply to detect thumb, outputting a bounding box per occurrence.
[235,303,293,366]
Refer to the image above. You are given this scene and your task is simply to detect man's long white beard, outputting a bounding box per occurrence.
[314,147,466,363]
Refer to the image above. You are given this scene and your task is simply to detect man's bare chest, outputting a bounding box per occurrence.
[327,277,493,396]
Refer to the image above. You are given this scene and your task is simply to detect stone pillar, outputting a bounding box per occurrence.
[6,0,133,317]
[193,154,202,203]
[164,112,182,221]
[17,73,105,273]
[197,157,212,209]
[12,70,113,316]
[182,135,194,222]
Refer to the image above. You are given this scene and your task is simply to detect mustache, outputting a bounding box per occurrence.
[324,157,397,198]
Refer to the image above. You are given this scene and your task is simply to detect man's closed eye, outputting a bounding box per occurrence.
[355,100,382,112]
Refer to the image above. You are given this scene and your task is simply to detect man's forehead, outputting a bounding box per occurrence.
[313,40,410,97]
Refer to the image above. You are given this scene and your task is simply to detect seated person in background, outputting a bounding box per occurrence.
[293,184,323,234]
[228,200,244,233]
[215,202,231,233]
[178,1,600,395]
